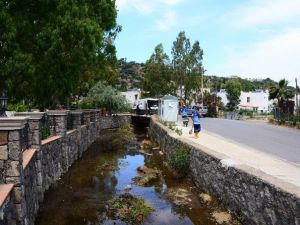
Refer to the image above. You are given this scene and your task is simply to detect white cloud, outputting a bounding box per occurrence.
[156,10,177,31]
[212,28,300,85]
[116,0,183,15]
[160,0,183,6]
[227,0,300,28]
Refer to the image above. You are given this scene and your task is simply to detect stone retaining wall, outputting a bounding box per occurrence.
[0,113,131,225]
[149,118,300,225]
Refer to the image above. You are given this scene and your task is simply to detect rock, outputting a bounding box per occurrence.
[134,166,161,186]
[124,184,132,192]
[164,188,193,207]
[141,139,152,149]
[158,151,164,155]
[199,193,212,203]
[212,211,232,224]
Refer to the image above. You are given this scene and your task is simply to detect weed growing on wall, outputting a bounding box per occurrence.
[112,123,134,147]
[159,120,183,136]
[168,147,190,177]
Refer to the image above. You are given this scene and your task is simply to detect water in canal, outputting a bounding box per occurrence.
[36,127,239,225]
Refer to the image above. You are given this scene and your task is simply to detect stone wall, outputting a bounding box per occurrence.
[0,113,131,225]
[149,118,300,225]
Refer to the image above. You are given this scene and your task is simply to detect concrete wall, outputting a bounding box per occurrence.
[0,112,131,225]
[149,118,300,225]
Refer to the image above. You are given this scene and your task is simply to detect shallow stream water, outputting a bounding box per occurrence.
[35,127,238,225]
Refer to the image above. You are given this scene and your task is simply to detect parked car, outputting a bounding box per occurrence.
[186,105,208,116]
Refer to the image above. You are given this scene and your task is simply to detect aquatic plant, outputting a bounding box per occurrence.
[168,147,190,177]
[112,123,134,147]
[109,194,154,224]
[134,166,161,186]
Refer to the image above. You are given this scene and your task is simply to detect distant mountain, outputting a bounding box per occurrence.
[117,59,145,91]
[117,59,282,92]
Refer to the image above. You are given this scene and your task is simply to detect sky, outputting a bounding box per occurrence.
[115,0,300,87]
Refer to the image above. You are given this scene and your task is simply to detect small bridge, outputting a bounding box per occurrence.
[131,115,151,127]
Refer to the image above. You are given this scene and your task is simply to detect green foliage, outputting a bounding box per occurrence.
[109,194,154,224]
[142,44,176,97]
[199,91,224,117]
[41,121,51,140]
[268,79,295,112]
[112,123,134,147]
[159,121,182,136]
[171,31,204,101]
[168,147,190,177]
[0,0,118,109]
[225,79,242,111]
[118,59,145,90]
[6,102,28,112]
[81,81,131,112]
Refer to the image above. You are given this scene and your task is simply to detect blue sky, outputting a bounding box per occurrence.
[115,0,300,86]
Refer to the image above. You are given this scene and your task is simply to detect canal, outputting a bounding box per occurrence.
[35,126,239,225]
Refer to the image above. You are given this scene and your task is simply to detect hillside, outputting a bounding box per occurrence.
[117,59,145,91]
[117,60,282,92]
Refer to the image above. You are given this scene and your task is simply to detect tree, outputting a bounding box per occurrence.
[268,79,295,112]
[142,44,175,97]
[171,31,204,102]
[200,91,224,117]
[81,81,130,113]
[225,79,242,111]
[0,0,118,109]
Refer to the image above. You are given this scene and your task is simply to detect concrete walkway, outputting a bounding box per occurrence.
[176,118,300,195]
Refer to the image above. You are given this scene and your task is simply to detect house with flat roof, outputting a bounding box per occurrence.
[217,89,273,113]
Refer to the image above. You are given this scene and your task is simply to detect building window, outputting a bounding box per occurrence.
[134,94,138,100]
[247,97,250,103]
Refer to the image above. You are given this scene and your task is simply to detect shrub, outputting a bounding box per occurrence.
[81,81,131,113]
[6,102,28,112]
[41,121,51,139]
[168,147,190,177]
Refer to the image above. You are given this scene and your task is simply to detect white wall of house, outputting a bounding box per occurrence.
[217,89,273,113]
[121,88,141,106]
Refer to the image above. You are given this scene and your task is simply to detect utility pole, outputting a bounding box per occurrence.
[296,78,299,115]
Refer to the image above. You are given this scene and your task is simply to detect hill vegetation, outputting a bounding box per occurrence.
[117,60,280,93]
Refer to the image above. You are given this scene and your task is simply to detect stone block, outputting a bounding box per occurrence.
[6,176,22,186]
[13,187,22,204]
[8,148,20,161]
[8,141,20,152]
[8,131,20,141]
[0,132,8,145]
[0,145,8,160]
[7,161,20,176]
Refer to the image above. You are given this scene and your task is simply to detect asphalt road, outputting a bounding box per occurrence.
[201,118,300,166]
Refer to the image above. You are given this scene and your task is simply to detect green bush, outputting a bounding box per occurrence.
[81,81,131,113]
[41,121,51,140]
[6,102,28,112]
[168,147,190,177]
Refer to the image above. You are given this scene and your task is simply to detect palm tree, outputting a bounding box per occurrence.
[268,79,294,111]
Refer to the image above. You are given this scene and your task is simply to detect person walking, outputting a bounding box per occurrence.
[192,106,201,138]
[181,105,189,127]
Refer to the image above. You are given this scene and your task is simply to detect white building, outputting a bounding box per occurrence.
[217,89,273,113]
[121,88,141,107]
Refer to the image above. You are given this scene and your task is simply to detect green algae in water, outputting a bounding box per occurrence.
[108,193,154,224]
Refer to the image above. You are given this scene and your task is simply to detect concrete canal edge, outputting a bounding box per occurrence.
[0,112,131,225]
[149,117,300,225]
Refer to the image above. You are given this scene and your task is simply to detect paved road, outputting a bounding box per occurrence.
[200,118,300,166]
